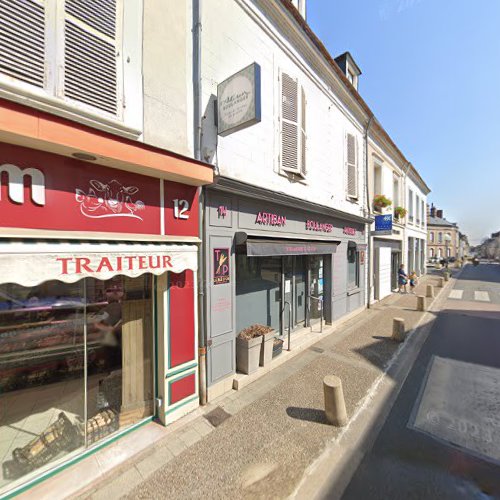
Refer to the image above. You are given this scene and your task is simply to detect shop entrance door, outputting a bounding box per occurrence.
[283,256,307,334]
[391,251,400,291]
[308,255,324,327]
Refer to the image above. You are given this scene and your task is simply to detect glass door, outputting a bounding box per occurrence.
[308,255,324,325]
[294,256,306,327]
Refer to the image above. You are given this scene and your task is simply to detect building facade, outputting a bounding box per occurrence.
[0,1,213,497]
[427,205,460,261]
[199,0,372,397]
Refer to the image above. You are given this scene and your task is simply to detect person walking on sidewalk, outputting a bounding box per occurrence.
[409,270,418,294]
[398,264,408,293]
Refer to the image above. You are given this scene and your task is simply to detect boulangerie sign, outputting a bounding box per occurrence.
[0,143,199,237]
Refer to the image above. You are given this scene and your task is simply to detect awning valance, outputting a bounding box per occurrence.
[0,241,198,287]
[235,233,339,257]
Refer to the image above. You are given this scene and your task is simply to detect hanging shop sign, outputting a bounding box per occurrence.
[0,143,199,237]
[213,248,230,285]
[217,63,261,137]
[372,214,393,235]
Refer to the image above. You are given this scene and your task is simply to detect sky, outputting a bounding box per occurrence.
[307,0,500,245]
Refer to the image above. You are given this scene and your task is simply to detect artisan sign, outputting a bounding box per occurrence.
[255,211,287,227]
[217,63,261,136]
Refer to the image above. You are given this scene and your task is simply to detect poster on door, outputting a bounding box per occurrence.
[213,248,230,285]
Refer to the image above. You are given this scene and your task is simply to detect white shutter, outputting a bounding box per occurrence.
[300,85,306,177]
[281,72,300,174]
[0,0,45,88]
[64,0,119,115]
[346,133,358,198]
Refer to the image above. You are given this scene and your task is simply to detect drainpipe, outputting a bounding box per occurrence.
[193,0,207,406]
[402,161,411,271]
[364,114,374,308]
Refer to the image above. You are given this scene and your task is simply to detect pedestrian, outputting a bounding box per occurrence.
[398,264,408,293]
[409,270,418,294]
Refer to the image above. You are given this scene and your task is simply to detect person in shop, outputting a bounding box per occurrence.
[398,264,408,293]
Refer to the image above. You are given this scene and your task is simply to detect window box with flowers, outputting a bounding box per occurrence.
[373,195,392,212]
[394,206,408,221]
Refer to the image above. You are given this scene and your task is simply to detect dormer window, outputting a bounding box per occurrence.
[334,52,362,91]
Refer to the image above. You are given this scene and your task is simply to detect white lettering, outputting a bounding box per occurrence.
[0,164,45,205]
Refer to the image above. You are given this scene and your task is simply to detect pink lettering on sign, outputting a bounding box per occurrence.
[218,205,228,217]
[343,227,356,236]
[57,255,173,275]
[255,212,287,226]
[306,220,333,233]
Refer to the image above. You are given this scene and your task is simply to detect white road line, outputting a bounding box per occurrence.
[448,290,463,300]
[474,291,490,302]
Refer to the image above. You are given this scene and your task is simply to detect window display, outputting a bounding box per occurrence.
[0,275,153,493]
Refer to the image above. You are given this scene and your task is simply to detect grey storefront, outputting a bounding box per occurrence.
[204,179,368,389]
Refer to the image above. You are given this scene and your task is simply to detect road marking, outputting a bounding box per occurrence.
[448,289,463,300]
[474,291,490,302]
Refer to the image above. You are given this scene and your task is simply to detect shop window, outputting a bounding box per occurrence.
[347,242,360,289]
[0,275,153,493]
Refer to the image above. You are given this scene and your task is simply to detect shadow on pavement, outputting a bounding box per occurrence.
[286,406,329,425]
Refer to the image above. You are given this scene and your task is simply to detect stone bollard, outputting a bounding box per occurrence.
[392,317,406,342]
[426,284,434,298]
[444,272,450,282]
[323,375,348,426]
[437,277,444,288]
[417,295,426,311]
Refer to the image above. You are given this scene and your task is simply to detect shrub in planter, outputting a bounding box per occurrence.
[236,324,275,374]
[373,194,392,211]
[394,206,408,220]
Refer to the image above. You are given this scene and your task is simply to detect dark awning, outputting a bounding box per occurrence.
[235,233,340,256]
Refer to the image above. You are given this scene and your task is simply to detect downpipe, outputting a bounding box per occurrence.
[365,115,374,308]
[193,0,207,406]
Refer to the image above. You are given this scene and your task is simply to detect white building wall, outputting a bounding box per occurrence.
[200,0,366,218]
[377,247,392,299]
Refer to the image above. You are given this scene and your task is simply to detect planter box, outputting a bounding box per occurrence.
[272,338,284,358]
[236,336,262,374]
[259,331,276,366]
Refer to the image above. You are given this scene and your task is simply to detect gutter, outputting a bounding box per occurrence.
[192,0,207,406]
[364,115,374,308]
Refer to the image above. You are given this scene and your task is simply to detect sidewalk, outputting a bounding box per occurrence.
[31,273,451,500]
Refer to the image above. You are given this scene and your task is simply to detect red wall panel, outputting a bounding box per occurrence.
[168,270,196,368]
[169,373,196,405]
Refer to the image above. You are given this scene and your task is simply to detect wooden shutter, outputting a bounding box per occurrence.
[0,0,45,88]
[300,86,306,177]
[281,72,300,174]
[346,133,358,198]
[64,0,119,115]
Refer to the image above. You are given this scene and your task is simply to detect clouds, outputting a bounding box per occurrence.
[379,0,424,20]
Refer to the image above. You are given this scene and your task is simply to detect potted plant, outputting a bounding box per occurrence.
[236,324,276,374]
[394,206,408,220]
[373,194,392,212]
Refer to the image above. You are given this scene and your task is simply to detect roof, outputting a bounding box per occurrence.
[427,216,457,228]
[278,0,431,193]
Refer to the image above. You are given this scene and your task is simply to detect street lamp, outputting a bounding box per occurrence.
[444,233,452,267]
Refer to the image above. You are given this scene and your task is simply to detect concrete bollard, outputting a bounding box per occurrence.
[426,284,434,298]
[437,277,444,288]
[323,375,348,426]
[417,295,426,311]
[392,317,406,342]
[444,272,450,282]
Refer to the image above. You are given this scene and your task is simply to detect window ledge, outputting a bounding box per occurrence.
[347,288,361,296]
[0,84,142,140]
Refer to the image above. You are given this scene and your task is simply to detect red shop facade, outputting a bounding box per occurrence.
[0,140,210,496]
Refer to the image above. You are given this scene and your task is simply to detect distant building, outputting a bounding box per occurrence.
[427,204,461,260]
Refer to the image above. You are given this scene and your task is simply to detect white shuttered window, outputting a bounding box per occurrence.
[346,133,358,199]
[280,72,306,177]
[0,0,122,118]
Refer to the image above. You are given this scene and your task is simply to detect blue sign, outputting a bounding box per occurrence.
[375,214,393,232]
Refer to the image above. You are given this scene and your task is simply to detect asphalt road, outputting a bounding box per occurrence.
[338,263,500,500]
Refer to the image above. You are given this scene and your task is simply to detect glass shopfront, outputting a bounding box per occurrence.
[0,275,153,492]
[235,254,328,336]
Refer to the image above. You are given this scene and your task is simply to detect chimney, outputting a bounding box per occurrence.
[436,209,443,219]
[429,203,436,218]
